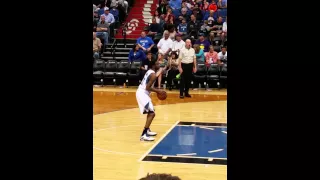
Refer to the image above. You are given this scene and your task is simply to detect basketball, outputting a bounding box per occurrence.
[157,91,167,100]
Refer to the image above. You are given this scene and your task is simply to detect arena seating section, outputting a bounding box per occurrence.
[93,0,227,89]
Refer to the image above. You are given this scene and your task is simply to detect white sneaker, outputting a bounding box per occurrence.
[147,129,157,136]
[140,134,155,141]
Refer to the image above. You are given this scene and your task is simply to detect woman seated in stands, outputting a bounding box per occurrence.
[208,31,215,45]
[164,8,175,24]
[156,53,168,89]
[163,26,176,41]
[166,51,180,90]
[205,45,219,67]
[201,0,210,11]
[194,44,205,64]
[128,44,146,62]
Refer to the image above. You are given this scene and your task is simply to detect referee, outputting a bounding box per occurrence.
[178,39,197,98]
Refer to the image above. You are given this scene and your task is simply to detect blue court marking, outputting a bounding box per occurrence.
[149,125,227,159]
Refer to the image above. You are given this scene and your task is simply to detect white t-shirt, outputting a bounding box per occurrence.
[218,51,227,60]
[157,38,173,54]
[172,40,185,52]
[223,22,227,32]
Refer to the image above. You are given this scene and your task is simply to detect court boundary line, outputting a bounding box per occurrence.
[94,100,227,116]
[138,121,180,162]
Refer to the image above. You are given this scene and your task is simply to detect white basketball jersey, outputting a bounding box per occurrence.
[138,69,155,94]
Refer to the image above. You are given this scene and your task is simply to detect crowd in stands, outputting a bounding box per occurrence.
[93,0,227,89]
[131,0,227,89]
[93,0,130,59]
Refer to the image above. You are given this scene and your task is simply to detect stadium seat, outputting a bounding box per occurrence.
[128,60,142,85]
[218,9,227,18]
[93,59,105,85]
[214,45,221,52]
[213,36,222,46]
[207,63,220,88]
[115,60,130,84]
[193,63,207,88]
[103,60,118,84]
[219,64,227,88]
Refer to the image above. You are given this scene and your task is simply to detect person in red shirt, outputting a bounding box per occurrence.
[208,1,218,12]
[205,45,219,66]
[164,8,175,24]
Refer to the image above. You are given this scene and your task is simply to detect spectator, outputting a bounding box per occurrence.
[199,20,212,36]
[157,31,173,58]
[202,0,210,11]
[156,53,168,88]
[169,0,182,10]
[157,0,168,15]
[217,0,227,9]
[208,31,215,45]
[194,44,205,63]
[187,15,200,37]
[208,1,218,12]
[137,31,155,53]
[177,18,188,37]
[117,0,129,13]
[164,8,175,24]
[93,32,102,59]
[93,4,97,12]
[93,12,98,31]
[192,8,203,21]
[148,18,162,38]
[205,45,219,66]
[221,16,227,45]
[167,51,180,90]
[101,7,115,24]
[128,44,146,62]
[218,46,227,64]
[172,34,185,54]
[140,52,154,79]
[213,16,224,38]
[109,6,119,20]
[96,15,109,48]
[117,3,126,22]
[163,17,175,31]
[207,10,215,27]
[194,33,211,52]
[97,3,105,16]
[179,8,190,22]
[149,11,161,24]
[165,26,176,41]
[213,16,224,26]
[139,173,181,180]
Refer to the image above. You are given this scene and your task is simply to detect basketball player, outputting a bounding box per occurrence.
[136,60,166,141]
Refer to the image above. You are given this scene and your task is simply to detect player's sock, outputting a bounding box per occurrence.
[141,128,149,136]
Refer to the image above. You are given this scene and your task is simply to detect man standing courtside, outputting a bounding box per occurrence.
[178,39,197,98]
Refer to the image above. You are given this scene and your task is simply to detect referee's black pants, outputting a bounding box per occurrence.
[180,63,193,96]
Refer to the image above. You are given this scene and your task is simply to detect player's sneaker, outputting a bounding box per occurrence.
[140,134,155,141]
[147,129,157,136]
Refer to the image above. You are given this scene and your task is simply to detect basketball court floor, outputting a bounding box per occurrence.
[93,87,227,180]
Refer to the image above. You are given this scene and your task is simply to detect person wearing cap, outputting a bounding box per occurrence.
[101,7,115,24]
[194,33,211,52]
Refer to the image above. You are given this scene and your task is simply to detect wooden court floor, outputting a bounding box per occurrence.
[93,87,227,180]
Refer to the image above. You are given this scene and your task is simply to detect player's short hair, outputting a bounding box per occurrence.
[139,173,181,180]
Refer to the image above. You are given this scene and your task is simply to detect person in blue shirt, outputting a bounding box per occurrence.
[136,32,155,53]
[194,44,205,64]
[177,18,188,35]
[169,0,182,10]
[128,44,146,62]
[109,6,119,21]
